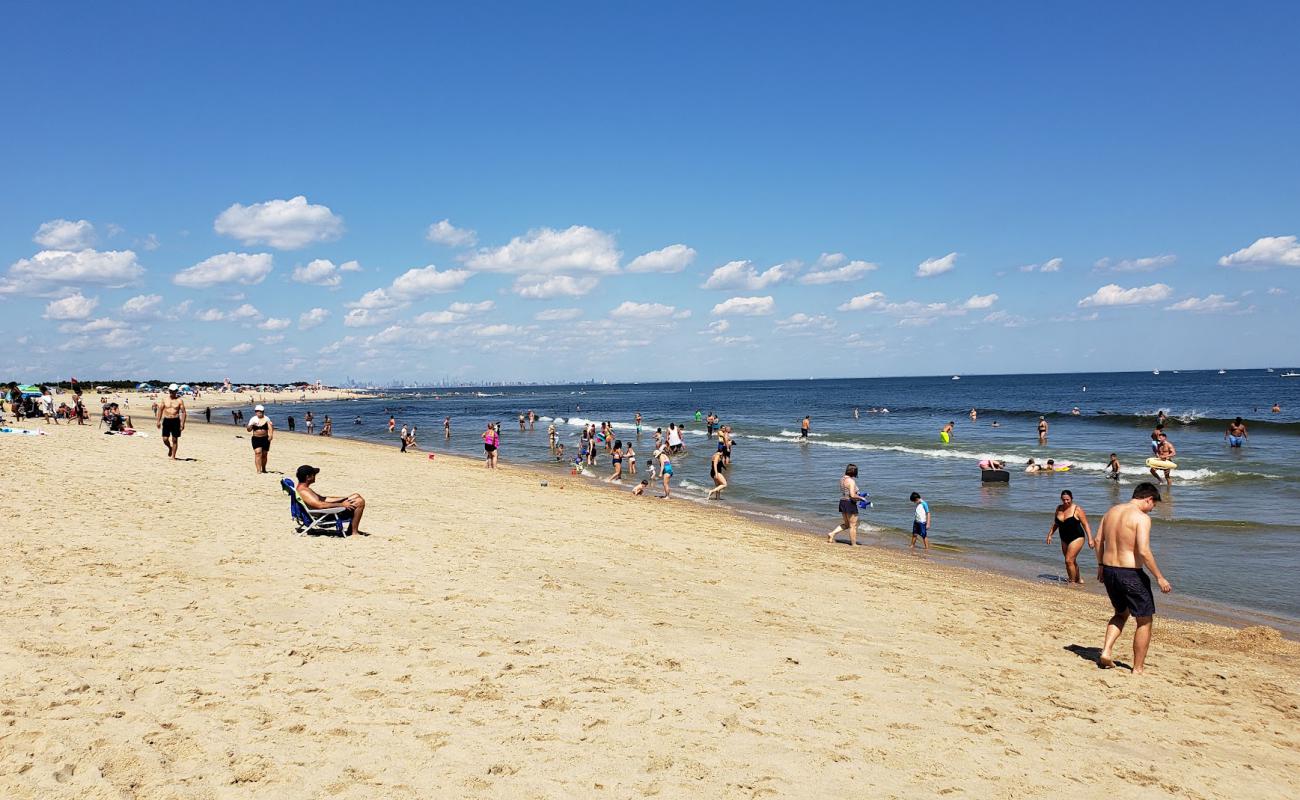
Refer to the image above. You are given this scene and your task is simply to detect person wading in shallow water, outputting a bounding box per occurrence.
[1046,489,1093,585]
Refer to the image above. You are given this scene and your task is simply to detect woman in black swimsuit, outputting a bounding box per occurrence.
[1046,489,1093,585]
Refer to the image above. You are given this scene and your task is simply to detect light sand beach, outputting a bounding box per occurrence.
[2,418,1297,799]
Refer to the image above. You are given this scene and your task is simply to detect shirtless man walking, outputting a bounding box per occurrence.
[155,383,187,460]
[1096,482,1173,674]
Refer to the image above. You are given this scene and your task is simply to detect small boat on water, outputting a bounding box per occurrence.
[1152,369,1160,375]
[1283,371,1300,378]
[1218,369,1227,374]
[951,375,961,381]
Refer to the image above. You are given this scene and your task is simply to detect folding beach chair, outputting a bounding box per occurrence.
[280,477,351,536]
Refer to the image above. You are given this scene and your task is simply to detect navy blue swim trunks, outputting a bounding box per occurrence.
[1102,566,1155,617]
[912,521,928,539]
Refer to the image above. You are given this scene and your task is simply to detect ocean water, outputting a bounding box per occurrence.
[241,371,1300,628]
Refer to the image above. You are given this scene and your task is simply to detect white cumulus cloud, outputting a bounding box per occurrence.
[1078,283,1172,307]
[299,307,330,329]
[609,301,677,320]
[513,275,599,299]
[1094,254,1176,272]
[43,293,98,320]
[712,295,775,316]
[120,294,163,318]
[173,252,273,288]
[390,265,473,297]
[916,252,958,278]
[775,313,835,331]
[448,300,494,314]
[961,293,999,310]
[426,219,478,247]
[2,249,144,294]
[535,307,583,321]
[291,258,360,287]
[626,244,696,274]
[464,225,620,275]
[34,219,96,249]
[214,195,344,249]
[702,260,794,291]
[1019,257,1063,273]
[1165,294,1239,313]
[838,292,888,311]
[1218,235,1300,268]
[801,258,878,285]
[258,317,291,331]
[230,342,254,354]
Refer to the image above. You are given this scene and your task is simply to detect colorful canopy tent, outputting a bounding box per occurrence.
[18,385,42,397]
[136,383,155,391]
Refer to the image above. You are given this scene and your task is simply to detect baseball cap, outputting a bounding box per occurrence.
[255,404,265,411]
[168,383,179,391]
[296,464,320,482]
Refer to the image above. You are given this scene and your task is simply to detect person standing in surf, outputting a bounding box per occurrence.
[801,415,811,441]
[941,420,954,443]
[910,492,931,551]
[826,464,865,545]
[1225,417,1248,447]
[706,448,728,499]
[656,443,674,498]
[1037,416,1049,445]
[483,422,500,469]
[1047,489,1094,585]
[1149,433,1176,485]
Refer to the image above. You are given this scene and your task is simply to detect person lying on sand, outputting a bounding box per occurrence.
[295,465,368,536]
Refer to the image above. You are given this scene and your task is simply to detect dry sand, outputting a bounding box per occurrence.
[2,418,1297,799]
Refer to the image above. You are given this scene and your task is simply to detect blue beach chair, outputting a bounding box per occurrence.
[280,477,350,536]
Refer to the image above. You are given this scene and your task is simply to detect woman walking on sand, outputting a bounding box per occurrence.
[483,422,500,469]
[826,463,866,545]
[1046,489,1093,584]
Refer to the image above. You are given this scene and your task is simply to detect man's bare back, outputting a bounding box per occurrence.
[1096,484,1172,673]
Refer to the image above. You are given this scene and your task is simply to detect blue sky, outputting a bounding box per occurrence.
[2,2,1298,384]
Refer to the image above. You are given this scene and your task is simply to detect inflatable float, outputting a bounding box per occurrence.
[981,469,1010,483]
[1146,457,1178,470]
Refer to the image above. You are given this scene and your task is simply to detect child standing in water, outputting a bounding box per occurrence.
[1107,453,1121,481]
[910,492,931,551]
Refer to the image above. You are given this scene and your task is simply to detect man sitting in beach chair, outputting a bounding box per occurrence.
[284,464,367,536]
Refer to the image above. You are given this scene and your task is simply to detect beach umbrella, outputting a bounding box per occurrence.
[136,382,153,390]
[18,385,42,397]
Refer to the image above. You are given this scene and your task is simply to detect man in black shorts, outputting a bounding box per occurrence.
[1095,482,1173,674]
[156,383,186,459]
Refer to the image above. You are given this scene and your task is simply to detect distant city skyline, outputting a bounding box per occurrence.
[2,2,1298,383]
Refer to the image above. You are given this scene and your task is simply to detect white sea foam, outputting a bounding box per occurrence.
[739,433,1220,481]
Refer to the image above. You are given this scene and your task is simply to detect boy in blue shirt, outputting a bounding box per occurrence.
[910,491,931,551]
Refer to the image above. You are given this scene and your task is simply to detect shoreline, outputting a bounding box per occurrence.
[239,411,1300,639]
[4,416,1297,797]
